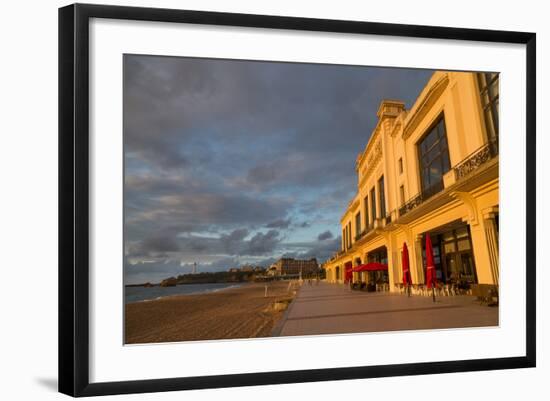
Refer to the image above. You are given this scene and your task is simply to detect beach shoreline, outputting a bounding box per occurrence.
[125,281,297,344]
[125,282,244,304]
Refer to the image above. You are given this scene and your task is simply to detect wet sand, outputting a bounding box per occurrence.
[125,281,296,344]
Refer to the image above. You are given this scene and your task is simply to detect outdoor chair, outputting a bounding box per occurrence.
[419,285,426,296]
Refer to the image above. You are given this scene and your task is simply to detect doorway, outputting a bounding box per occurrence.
[438,223,478,285]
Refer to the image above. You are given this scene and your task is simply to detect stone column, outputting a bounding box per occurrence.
[385,234,396,292]
[468,219,497,286]
[411,234,425,285]
[482,209,499,286]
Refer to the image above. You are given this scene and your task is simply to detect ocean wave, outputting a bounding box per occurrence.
[126,283,244,304]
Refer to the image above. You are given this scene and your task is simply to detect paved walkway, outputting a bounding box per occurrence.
[275,281,498,337]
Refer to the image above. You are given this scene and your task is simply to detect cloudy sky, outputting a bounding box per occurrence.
[123,55,432,284]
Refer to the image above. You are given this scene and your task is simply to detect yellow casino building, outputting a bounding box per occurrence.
[323,71,499,295]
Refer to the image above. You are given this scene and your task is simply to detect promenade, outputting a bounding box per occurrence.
[274,281,498,337]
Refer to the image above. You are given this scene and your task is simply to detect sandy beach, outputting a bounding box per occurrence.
[125,281,296,344]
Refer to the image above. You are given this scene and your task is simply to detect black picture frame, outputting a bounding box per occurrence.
[59,3,536,397]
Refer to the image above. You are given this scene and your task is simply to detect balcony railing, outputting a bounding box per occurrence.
[398,180,444,217]
[397,139,498,219]
[355,230,366,242]
[454,138,499,180]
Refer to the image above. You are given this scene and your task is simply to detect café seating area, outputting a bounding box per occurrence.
[395,283,472,297]
[351,281,390,292]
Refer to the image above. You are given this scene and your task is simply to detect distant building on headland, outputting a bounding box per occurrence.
[268,258,319,277]
[228,265,265,273]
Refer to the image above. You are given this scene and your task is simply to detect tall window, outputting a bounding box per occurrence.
[348,222,352,247]
[417,116,450,197]
[398,158,403,174]
[378,176,386,218]
[344,226,348,249]
[364,196,369,229]
[355,212,361,237]
[370,187,376,221]
[400,185,405,205]
[342,229,345,250]
[345,226,349,249]
[477,72,499,142]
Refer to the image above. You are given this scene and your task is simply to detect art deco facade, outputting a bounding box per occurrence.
[323,71,499,294]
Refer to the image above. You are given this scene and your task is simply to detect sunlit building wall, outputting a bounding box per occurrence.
[323,71,499,294]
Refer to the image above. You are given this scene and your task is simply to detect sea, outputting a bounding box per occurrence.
[124,282,243,304]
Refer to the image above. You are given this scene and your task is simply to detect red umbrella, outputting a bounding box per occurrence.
[402,242,412,297]
[344,262,353,284]
[425,233,437,302]
[402,242,411,286]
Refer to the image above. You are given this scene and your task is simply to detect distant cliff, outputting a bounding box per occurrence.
[175,271,265,284]
[160,277,178,287]
[125,270,268,287]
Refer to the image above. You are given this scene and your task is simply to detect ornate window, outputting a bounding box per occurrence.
[477,72,499,142]
[417,116,450,198]
[364,196,369,229]
[370,187,376,220]
[378,176,386,218]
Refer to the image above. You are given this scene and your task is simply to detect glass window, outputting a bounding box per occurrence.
[417,117,451,197]
[398,158,403,174]
[355,212,361,236]
[444,242,456,253]
[455,227,469,238]
[477,72,499,142]
[370,187,376,220]
[378,176,386,218]
[344,225,347,249]
[443,231,454,241]
[346,226,349,249]
[399,185,405,205]
[457,238,471,251]
[364,196,369,228]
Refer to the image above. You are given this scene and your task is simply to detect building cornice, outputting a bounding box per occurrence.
[340,194,360,223]
[358,139,383,190]
[402,73,449,140]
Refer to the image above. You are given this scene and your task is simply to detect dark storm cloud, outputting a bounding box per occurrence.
[125,189,292,242]
[127,227,283,263]
[317,230,334,241]
[281,236,342,262]
[247,230,282,255]
[126,234,180,259]
[265,218,292,229]
[124,54,432,282]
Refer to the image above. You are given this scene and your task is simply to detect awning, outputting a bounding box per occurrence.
[352,262,388,272]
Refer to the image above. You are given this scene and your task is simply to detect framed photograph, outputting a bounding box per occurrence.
[58,3,536,397]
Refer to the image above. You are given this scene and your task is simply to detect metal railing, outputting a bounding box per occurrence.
[398,180,444,217]
[454,138,499,180]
